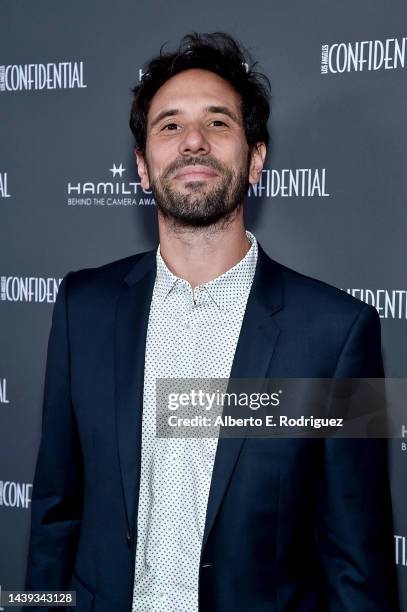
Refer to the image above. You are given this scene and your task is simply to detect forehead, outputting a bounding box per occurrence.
[147,68,242,122]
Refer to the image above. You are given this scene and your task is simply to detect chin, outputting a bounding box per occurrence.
[179,181,212,192]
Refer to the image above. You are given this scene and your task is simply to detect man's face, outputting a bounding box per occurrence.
[136,68,265,227]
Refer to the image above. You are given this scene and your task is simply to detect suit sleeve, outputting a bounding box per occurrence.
[317,305,399,611]
[25,271,83,593]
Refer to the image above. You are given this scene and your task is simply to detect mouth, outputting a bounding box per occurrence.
[174,165,218,181]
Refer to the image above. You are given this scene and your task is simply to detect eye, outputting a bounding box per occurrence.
[161,123,180,131]
[211,120,227,127]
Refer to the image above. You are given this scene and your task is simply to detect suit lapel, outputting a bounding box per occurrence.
[202,243,284,549]
[115,249,156,532]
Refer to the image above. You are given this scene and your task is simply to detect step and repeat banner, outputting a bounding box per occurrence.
[1,0,406,609]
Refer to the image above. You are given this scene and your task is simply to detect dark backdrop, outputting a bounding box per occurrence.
[1,1,406,609]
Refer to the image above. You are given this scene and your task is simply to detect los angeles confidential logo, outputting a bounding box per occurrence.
[0,172,10,198]
[0,61,86,92]
[247,168,329,198]
[321,36,407,74]
[0,275,62,302]
[0,481,32,508]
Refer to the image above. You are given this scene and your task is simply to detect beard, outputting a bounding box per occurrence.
[147,154,251,228]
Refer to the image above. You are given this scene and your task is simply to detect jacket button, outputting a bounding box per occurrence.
[126,530,132,546]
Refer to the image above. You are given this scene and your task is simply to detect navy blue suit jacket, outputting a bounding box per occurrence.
[25,242,398,611]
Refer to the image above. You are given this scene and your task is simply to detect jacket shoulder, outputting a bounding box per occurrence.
[63,249,155,301]
[270,256,377,320]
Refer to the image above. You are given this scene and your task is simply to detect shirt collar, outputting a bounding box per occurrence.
[154,230,258,312]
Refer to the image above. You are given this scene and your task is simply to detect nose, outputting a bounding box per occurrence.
[178,124,210,156]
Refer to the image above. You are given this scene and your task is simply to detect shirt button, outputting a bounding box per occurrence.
[184,321,191,330]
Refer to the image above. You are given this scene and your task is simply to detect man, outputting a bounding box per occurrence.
[26,32,398,611]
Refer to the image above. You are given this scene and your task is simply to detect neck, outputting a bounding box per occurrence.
[157,208,251,288]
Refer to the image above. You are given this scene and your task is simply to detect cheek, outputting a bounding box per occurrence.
[148,150,174,179]
[220,138,249,166]
[229,149,251,178]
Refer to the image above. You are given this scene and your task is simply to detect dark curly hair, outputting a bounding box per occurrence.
[129,31,271,156]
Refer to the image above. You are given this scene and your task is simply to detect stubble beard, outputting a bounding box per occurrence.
[147,155,251,230]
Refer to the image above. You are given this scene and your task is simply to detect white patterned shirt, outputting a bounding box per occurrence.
[131,230,258,612]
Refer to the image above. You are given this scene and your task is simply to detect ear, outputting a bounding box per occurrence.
[135,147,151,190]
[248,142,267,185]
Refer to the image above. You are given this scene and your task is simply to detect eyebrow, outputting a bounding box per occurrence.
[150,108,179,129]
[205,105,240,125]
[150,105,241,129]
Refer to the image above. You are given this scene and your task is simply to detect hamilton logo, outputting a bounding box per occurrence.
[109,163,126,178]
[67,163,155,207]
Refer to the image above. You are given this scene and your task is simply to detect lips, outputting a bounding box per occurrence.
[175,165,218,179]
